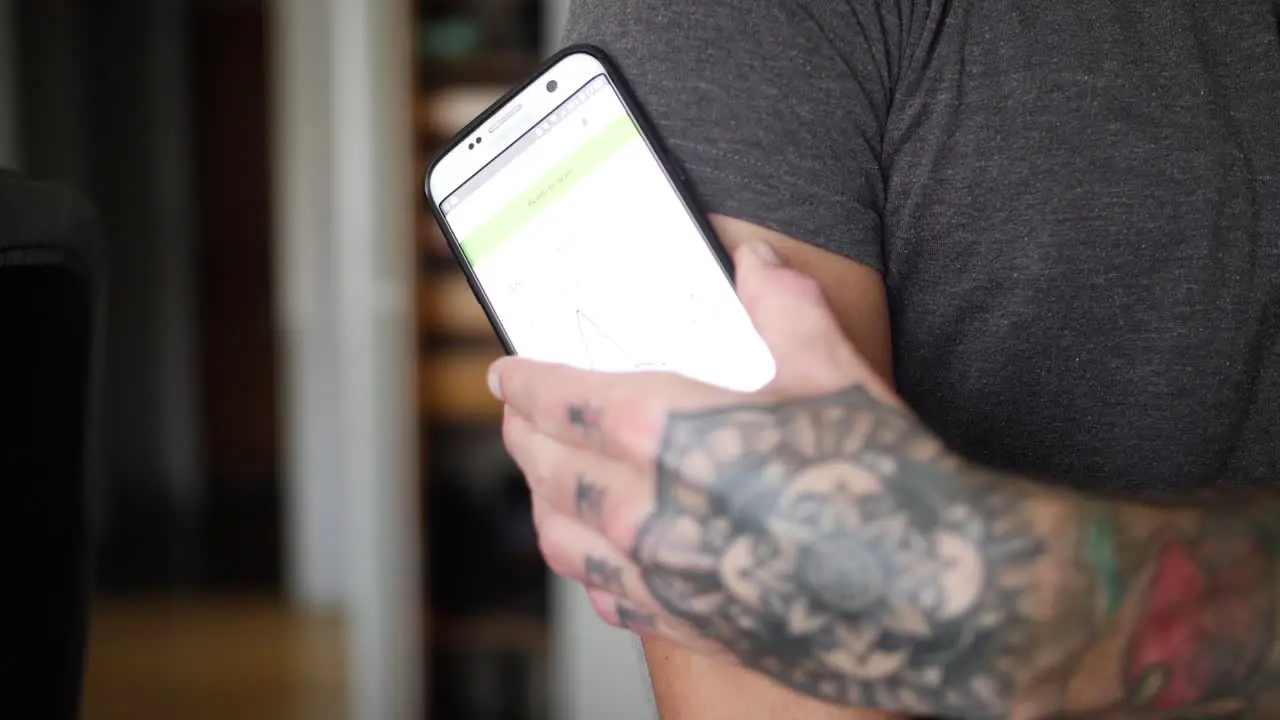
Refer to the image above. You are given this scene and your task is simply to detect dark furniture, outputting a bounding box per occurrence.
[0,170,105,720]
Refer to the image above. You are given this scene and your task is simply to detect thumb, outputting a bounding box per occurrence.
[734,241,859,391]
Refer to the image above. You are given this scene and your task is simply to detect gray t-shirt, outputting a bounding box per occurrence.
[563,0,1280,496]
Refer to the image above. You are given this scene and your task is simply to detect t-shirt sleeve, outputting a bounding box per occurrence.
[561,0,903,271]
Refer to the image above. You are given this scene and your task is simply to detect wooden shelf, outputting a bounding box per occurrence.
[419,273,492,338]
[418,211,452,259]
[415,85,509,138]
[418,51,540,88]
[412,10,548,720]
[429,612,550,720]
[421,347,504,422]
[432,613,547,655]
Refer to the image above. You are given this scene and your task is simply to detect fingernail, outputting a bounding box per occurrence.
[748,241,781,266]
[487,368,503,400]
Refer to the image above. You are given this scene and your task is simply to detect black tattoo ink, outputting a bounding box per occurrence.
[568,403,602,435]
[585,555,627,597]
[630,386,1044,717]
[576,475,606,523]
[617,603,658,633]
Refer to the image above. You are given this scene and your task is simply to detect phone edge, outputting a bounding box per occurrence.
[421,43,737,359]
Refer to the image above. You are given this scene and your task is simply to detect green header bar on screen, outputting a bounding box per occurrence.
[460,114,639,264]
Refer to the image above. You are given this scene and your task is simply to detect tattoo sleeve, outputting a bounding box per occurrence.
[629,384,1280,719]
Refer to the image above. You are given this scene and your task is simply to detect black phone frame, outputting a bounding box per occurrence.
[422,43,737,357]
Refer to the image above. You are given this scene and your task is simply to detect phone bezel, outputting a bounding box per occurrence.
[422,43,737,357]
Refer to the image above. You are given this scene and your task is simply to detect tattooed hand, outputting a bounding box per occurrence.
[491,244,1049,717]
[490,243,1280,719]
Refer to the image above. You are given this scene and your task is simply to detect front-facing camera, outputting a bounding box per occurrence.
[546,80,559,93]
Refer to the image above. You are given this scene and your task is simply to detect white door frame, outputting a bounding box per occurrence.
[269,0,423,717]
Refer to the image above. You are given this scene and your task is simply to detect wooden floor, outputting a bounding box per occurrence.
[81,596,347,720]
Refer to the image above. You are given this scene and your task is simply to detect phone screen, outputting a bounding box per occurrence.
[433,59,775,392]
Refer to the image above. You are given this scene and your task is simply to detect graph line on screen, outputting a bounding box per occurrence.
[576,310,634,369]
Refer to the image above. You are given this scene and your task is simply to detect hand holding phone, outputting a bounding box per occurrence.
[425,45,775,393]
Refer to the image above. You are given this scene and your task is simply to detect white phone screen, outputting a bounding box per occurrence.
[435,67,775,392]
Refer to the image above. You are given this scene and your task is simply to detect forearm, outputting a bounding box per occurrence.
[875,449,1280,719]
[633,379,1280,720]
[643,636,900,720]
[1005,479,1280,718]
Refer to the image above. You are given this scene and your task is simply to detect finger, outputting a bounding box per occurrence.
[585,589,735,663]
[503,404,550,493]
[532,495,739,662]
[505,411,652,547]
[533,496,650,603]
[586,588,660,633]
[733,242,862,391]
[532,498,733,661]
[491,357,737,465]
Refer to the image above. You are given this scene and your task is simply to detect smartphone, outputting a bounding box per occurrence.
[424,45,776,393]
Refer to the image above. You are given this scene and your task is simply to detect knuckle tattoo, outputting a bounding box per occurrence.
[584,555,628,598]
[574,475,606,524]
[615,602,658,634]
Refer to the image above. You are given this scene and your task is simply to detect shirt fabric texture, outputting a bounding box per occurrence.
[563,0,1280,497]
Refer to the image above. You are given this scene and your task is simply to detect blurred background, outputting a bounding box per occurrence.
[0,0,653,717]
